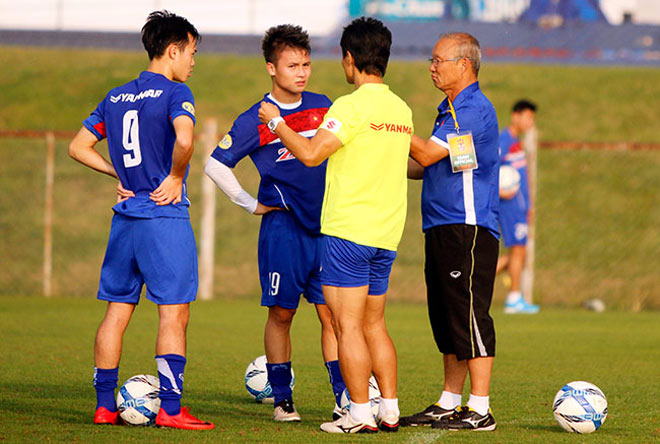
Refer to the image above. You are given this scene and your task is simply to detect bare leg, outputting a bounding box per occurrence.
[443,354,468,395]
[496,253,510,275]
[323,284,371,403]
[363,294,397,399]
[156,303,189,356]
[315,303,338,362]
[264,305,296,363]
[508,245,526,293]
[467,356,493,396]
[94,302,136,368]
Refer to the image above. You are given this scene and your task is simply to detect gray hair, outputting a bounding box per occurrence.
[439,32,481,75]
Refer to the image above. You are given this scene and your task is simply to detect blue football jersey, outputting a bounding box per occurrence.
[422,82,500,237]
[211,91,331,234]
[83,71,196,218]
[499,128,529,207]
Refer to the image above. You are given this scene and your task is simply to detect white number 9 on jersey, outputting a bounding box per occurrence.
[122,110,142,168]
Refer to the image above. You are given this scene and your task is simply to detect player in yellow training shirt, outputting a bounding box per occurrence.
[259,17,412,434]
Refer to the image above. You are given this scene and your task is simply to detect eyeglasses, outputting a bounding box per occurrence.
[427,56,464,66]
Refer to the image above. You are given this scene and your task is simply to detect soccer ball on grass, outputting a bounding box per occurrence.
[339,375,381,416]
[552,381,607,434]
[116,374,160,425]
[244,355,295,403]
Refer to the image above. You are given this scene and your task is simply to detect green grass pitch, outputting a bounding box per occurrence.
[1,296,659,443]
[2,47,660,309]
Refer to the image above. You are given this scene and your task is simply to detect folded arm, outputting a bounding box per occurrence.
[258,101,342,167]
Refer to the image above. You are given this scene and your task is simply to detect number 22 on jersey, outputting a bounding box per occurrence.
[122,110,142,168]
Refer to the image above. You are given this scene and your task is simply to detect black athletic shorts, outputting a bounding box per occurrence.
[424,224,499,361]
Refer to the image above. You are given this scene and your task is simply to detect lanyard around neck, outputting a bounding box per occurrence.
[447,99,460,133]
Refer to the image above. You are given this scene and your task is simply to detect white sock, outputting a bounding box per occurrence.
[350,401,373,423]
[467,393,489,416]
[379,397,399,417]
[506,291,523,304]
[437,391,462,410]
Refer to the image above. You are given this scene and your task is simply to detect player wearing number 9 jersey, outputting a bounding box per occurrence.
[68,10,214,430]
[82,72,195,218]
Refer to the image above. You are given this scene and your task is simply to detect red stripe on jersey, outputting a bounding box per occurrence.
[93,122,107,138]
[508,141,523,153]
[258,107,328,146]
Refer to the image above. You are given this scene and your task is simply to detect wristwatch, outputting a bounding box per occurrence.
[267,116,284,134]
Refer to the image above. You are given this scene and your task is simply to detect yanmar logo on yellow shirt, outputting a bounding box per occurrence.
[369,122,412,134]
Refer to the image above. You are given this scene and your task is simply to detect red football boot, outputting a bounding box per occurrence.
[94,406,121,425]
[155,406,215,430]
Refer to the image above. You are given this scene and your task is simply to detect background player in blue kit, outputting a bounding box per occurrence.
[497,99,539,313]
[68,11,213,430]
[204,25,345,422]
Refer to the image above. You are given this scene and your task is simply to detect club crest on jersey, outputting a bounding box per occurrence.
[218,134,232,149]
[321,118,342,134]
[276,147,296,162]
[182,101,195,116]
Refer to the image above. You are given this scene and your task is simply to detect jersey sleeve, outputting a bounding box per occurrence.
[320,94,333,109]
[318,95,359,146]
[430,112,454,150]
[82,98,107,140]
[169,83,196,125]
[210,112,260,168]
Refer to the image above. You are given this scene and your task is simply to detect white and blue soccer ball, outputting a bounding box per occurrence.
[499,165,521,200]
[244,355,295,404]
[116,374,160,425]
[339,375,381,416]
[553,381,608,434]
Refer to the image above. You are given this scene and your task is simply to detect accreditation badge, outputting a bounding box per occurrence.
[447,131,478,173]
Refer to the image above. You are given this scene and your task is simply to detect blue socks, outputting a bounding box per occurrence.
[266,361,292,405]
[93,367,118,412]
[156,354,186,416]
[325,360,346,406]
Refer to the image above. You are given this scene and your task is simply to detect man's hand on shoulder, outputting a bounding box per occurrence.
[150,175,184,206]
[258,102,281,124]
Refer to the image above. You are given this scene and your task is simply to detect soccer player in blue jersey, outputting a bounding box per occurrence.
[68,11,213,430]
[204,24,345,422]
[497,99,539,314]
[402,32,499,431]
[258,18,413,434]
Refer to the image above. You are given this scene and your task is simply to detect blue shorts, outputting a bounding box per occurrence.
[258,211,324,309]
[499,193,529,248]
[320,235,397,296]
[98,214,198,305]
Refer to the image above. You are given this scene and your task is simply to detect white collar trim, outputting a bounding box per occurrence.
[267,93,302,110]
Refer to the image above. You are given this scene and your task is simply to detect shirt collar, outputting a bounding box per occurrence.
[357,82,389,92]
[437,81,480,114]
[266,93,302,110]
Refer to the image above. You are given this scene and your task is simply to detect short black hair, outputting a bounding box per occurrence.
[141,10,200,60]
[261,24,310,64]
[340,17,391,77]
[512,99,538,113]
